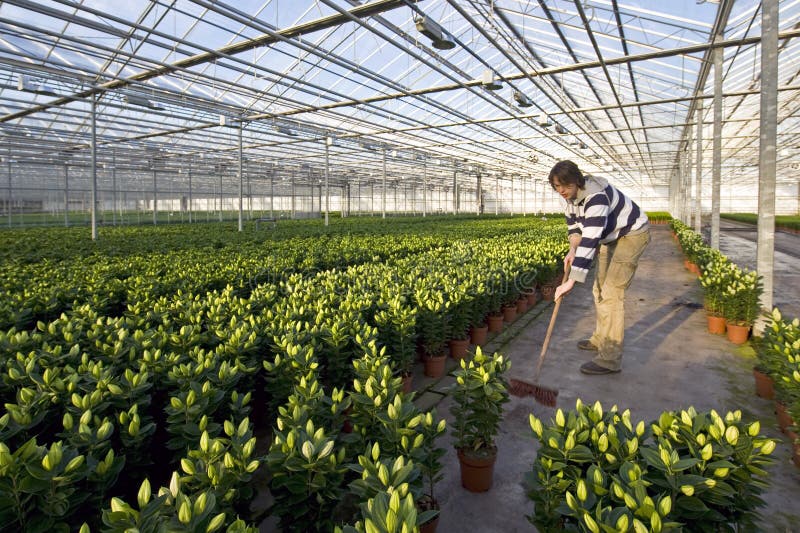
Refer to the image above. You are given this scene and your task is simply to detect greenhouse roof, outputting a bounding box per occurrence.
[1,0,799,194]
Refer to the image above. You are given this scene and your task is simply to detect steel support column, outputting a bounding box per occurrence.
[324,136,330,226]
[153,167,158,226]
[64,164,69,227]
[237,123,243,231]
[711,35,723,249]
[422,160,427,217]
[756,0,779,331]
[694,100,703,234]
[476,170,482,215]
[381,150,386,218]
[90,93,97,240]
[188,161,193,224]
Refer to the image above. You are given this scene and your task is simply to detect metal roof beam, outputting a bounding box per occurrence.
[0,0,420,123]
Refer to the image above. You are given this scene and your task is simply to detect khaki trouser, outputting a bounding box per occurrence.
[588,230,651,371]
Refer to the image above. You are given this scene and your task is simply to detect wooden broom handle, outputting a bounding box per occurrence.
[533,266,571,380]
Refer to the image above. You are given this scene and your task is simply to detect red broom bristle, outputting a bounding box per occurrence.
[508,379,558,407]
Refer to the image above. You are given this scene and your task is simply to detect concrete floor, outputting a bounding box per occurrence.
[418,224,800,532]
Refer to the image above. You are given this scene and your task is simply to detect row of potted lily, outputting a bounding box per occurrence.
[670,219,800,470]
[670,219,762,344]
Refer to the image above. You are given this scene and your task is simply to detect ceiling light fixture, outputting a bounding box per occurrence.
[513,90,532,107]
[481,70,502,91]
[361,140,380,151]
[537,113,552,128]
[219,114,241,127]
[414,16,456,50]
[124,94,163,110]
[18,74,58,96]
[276,125,298,137]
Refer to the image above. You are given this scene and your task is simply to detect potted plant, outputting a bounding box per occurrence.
[374,294,417,391]
[467,284,489,346]
[722,266,763,344]
[769,309,800,434]
[675,226,708,275]
[410,410,447,532]
[538,261,561,301]
[347,444,422,532]
[414,288,449,378]
[699,257,733,335]
[449,347,510,492]
[752,307,791,399]
[526,400,777,532]
[484,269,505,332]
[501,281,520,322]
[517,267,539,306]
[446,290,473,360]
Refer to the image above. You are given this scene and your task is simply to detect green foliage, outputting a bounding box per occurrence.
[265,374,347,533]
[699,255,735,317]
[373,294,417,376]
[179,417,261,517]
[164,380,224,455]
[759,309,800,424]
[449,347,511,452]
[754,308,798,379]
[0,215,569,528]
[527,400,777,532]
[349,443,421,506]
[348,344,405,443]
[467,283,489,328]
[672,219,766,327]
[721,267,763,326]
[721,213,800,232]
[408,410,446,508]
[100,472,258,533]
[0,438,90,532]
[337,487,419,533]
[347,352,445,524]
[413,287,450,357]
[645,212,672,224]
[671,221,711,267]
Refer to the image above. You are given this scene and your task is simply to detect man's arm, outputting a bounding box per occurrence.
[565,232,581,268]
[554,231,582,301]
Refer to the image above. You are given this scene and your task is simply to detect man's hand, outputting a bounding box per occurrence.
[554,278,575,301]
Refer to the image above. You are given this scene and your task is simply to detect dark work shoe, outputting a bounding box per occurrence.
[580,361,620,375]
[577,339,598,351]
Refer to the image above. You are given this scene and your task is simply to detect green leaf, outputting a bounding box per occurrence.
[675,495,709,514]
[671,458,701,471]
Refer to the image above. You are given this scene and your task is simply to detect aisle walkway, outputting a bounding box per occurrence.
[425,224,800,532]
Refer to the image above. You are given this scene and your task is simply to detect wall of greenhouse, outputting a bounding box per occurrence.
[2,160,797,227]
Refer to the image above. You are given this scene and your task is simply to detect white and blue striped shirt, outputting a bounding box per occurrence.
[564,175,649,283]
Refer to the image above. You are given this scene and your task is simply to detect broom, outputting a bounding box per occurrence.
[508,267,570,407]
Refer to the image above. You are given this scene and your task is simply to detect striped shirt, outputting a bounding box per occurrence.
[564,175,649,283]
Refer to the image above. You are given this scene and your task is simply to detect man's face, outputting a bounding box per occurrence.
[552,178,578,201]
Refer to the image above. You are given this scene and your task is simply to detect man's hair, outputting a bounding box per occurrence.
[548,160,586,190]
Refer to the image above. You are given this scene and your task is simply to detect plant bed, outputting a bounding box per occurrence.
[527,400,777,532]
[449,348,510,494]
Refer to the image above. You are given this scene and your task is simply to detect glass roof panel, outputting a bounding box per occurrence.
[0,0,797,193]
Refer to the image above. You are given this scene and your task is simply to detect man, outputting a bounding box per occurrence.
[550,160,650,375]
